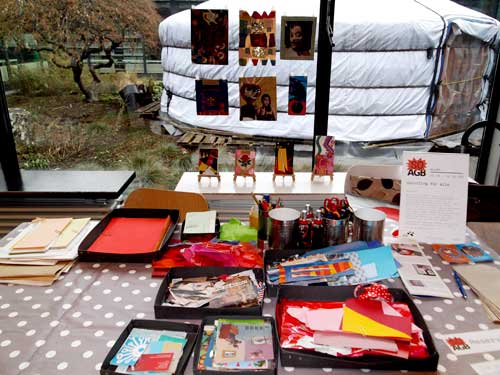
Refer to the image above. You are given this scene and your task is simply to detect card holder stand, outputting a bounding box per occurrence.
[78,208,179,263]
[100,319,199,375]
[155,267,265,319]
[181,218,221,242]
[193,316,279,375]
[276,285,439,371]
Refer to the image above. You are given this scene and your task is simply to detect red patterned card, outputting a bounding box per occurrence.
[132,352,173,371]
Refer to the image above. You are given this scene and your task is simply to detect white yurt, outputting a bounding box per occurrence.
[159,0,500,142]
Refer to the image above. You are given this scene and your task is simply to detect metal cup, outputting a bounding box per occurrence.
[323,216,349,246]
[268,208,300,250]
[352,208,386,243]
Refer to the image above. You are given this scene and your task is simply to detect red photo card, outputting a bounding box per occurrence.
[132,352,173,372]
[432,244,471,264]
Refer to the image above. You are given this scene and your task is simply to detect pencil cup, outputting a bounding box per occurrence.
[323,216,349,246]
[268,208,300,250]
[352,208,386,243]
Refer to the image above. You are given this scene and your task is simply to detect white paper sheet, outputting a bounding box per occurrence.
[399,152,469,244]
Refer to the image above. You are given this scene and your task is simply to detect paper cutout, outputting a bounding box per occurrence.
[342,298,412,340]
[234,149,256,177]
[111,335,152,366]
[239,11,276,66]
[239,77,277,121]
[288,76,307,115]
[195,79,228,115]
[306,308,343,332]
[312,136,335,176]
[198,148,219,176]
[281,16,316,60]
[314,331,398,352]
[88,217,171,254]
[191,9,228,65]
[274,142,294,175]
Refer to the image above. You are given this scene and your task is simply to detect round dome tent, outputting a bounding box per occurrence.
[159,0,500,142]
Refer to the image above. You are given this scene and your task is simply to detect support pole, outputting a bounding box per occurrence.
[312,0,334,168]
[0,70,23,190]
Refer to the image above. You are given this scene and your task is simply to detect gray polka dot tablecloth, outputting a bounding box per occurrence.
[1,223,499,375]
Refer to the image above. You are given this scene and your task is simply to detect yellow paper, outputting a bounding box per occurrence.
[13,218,72,250]
[342,306,411,340]
[50,218,90,248]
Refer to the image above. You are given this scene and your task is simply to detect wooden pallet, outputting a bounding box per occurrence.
[177,132,232,148]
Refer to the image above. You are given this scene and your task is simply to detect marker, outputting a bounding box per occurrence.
[453,271,468,300]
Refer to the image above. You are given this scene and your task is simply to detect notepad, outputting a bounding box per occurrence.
[88,216,171,254]
[183,211,216,234]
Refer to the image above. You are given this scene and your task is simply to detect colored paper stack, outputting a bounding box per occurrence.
[279,298,429,359]
[0,217,97,285]
[197,318,275,371]
[111,328,187,374]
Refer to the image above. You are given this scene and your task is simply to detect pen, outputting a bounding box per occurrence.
[453,270,468,300]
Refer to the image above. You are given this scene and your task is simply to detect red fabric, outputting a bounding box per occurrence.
[88,217,170,254]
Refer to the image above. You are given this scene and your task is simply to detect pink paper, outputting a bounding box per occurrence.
[287,307,309,323]
[314,331,398,352]
[306,308,343,332]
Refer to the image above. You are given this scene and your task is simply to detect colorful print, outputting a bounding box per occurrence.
[288,76,307,115]
[191,9,228,65]
[274,142,294,175]
[196,79,229,115]
[199,149,219,176]
[239,11,276,66]
[281,16,316,60]
[234,149,256,177]
[313,136,335,176]
[239,77,277,121]
[110,335,152,366]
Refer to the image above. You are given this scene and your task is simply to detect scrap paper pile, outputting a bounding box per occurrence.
[197,319,275,371]
[152,241,263,278]
[278,298,429,359]
[165,270,264,308]
[453,264,500,323]
[266,241,398,286]
[391,242,453,298]
[111,328,187,374]
[432,242,493,264]
[0,217,97,286]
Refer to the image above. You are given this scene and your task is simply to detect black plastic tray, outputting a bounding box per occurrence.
[155,267,264,319]
[78,208,179,263]
[276,285,439,371]
[193,316,278,375]
[100,319,199,375]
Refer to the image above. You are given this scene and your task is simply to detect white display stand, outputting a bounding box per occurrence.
[175,172,346,221]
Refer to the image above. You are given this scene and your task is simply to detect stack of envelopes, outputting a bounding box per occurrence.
[0,217,97,285]
[280,298,429,359]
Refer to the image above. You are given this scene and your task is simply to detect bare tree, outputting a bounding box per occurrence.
[0,0,162,101]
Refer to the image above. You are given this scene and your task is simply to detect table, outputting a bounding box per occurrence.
[0,223,499,375]
[175,172,346,221]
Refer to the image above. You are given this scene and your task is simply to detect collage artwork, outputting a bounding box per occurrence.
[191,9,317,120]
